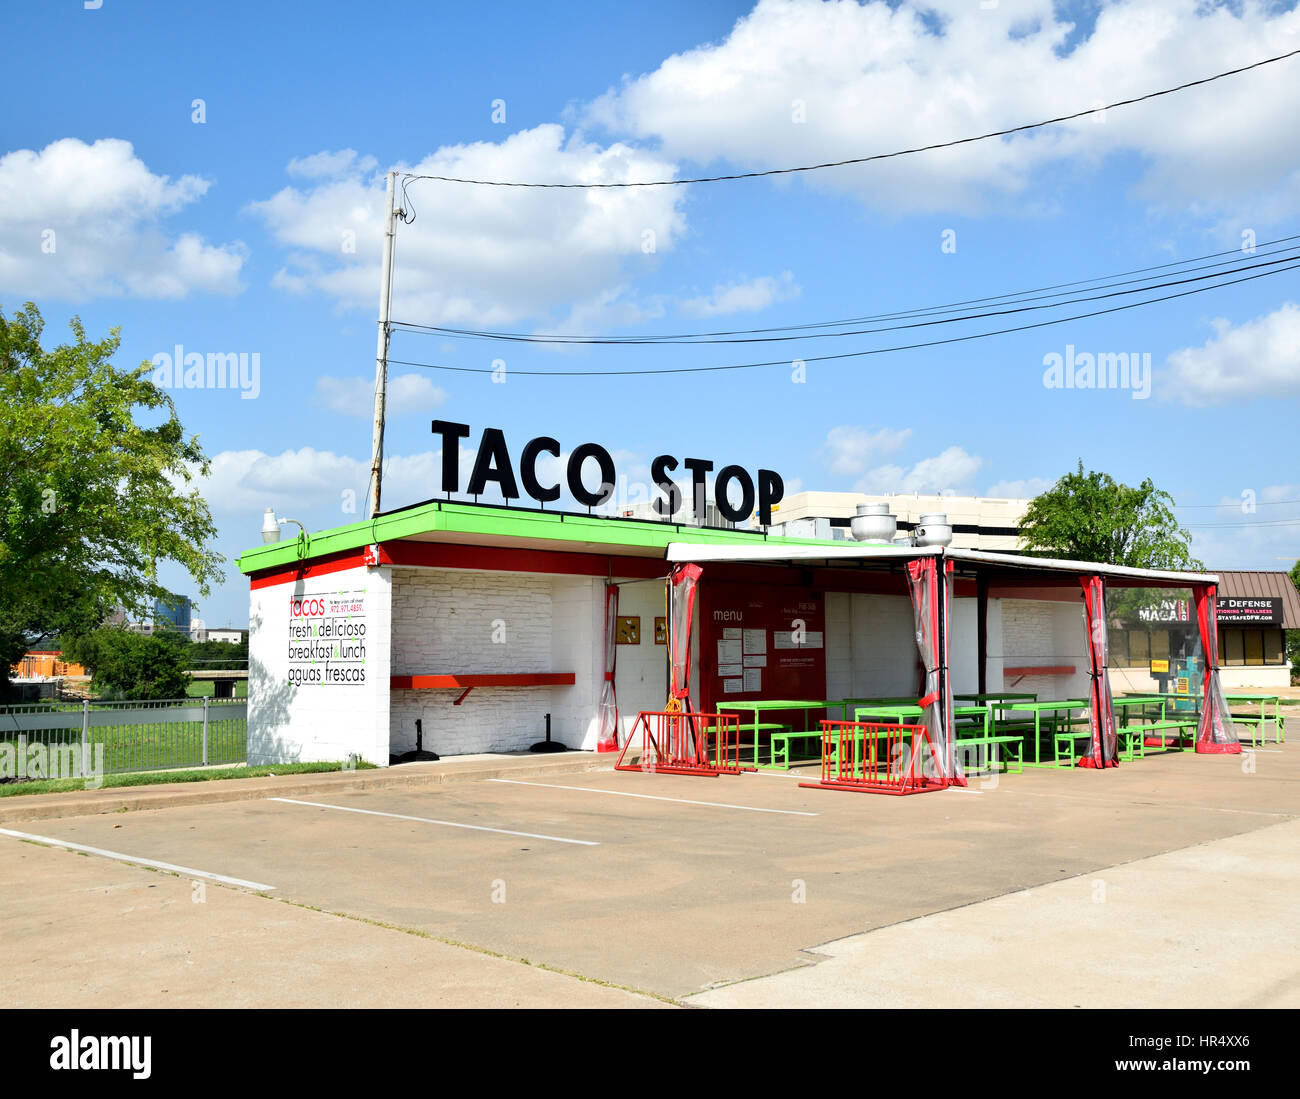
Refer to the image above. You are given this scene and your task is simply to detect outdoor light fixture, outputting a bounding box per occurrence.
[261,508,307,543]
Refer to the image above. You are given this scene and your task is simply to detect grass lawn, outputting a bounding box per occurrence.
[185,678,248,699]
[2,702,249,774]
[0,760,376,798]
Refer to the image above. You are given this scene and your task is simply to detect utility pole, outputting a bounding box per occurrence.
[368,170,399,518]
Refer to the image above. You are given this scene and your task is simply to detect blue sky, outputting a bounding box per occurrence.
[3,0,1298,628]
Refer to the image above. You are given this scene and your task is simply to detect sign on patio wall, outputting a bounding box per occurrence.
[698,581,825,710]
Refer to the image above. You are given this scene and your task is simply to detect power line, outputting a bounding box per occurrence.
[386,257,1300,376]
[390,248,1300,347]
[392,235,1300,344]
[1184,518,1300,528]
[1177,498,1300,509]
[398,48,1300,191]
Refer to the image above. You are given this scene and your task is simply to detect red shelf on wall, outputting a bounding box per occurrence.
[390,672,576,705]
[1003,665,1076,677]
[390,673,576,689]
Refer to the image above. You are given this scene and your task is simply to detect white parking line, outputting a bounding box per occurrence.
[488,778,818,816]
[0,827,276,891]
[269,797,598,846]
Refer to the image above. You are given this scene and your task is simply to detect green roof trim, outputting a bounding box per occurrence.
[236,500,853,576]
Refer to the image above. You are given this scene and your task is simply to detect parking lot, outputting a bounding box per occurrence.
[3,742,1299,1006]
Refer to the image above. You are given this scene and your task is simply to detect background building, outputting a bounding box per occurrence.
[764,491,1027,550]
[1109,570,1299,692]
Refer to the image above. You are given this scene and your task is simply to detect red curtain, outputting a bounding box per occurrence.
[596,582,620,752]
[905,557,962,786]
[1079,576,1118,768]
[669,564,702,703]
[1193,584,1241,754]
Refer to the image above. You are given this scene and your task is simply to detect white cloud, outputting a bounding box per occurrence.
[196,447,477,522]
[822,424,912,476]
[314,373,448,417]
[585,0,1300,217]
[286,149,377,180]
[248,126,687,327]
[985,477,1052,499]
[0,138,245,300]
[1162,302,1300,405]
[858,446,983,494]
[679,271,800,317]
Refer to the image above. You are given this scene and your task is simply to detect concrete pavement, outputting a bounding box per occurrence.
[689,815,1300,1008]
[2,838,667,1008]
[0,749,617,823]
[2,741,1297,1006]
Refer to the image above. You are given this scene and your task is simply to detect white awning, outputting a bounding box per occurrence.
[665,540,1216,586]
[665,541,939,564]
[945,547,1217,586]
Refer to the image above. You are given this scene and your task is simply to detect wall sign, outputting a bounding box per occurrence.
[1216,597,1281,625]
[287,589,367,685]
[431,420,785,525]
[1137,599,1192,624]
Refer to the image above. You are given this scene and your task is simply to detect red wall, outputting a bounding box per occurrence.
[698,580,826,723]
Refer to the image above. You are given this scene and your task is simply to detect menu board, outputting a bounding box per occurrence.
[698,580,825,711]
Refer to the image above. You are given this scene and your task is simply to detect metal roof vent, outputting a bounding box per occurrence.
[850,501,897,542]
[912,513,953,548]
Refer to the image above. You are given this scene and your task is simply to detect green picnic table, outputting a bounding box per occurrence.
[852,703,1027,774]
[1224,693,1284,744]
[1112,695,1170,761]
[853,703,989,736]
[718,699,852,770]
[985,699,1091,767]
[1113,695,1168,722]
[953,692,1038,705]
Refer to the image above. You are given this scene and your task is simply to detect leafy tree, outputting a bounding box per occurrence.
[1019,461,1202,570]
[189,636,248,669]
[64,628,190,700]
[1289,560,1300,684]
[0,303,224,697]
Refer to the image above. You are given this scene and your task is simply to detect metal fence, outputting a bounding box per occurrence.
[0,698,247,780]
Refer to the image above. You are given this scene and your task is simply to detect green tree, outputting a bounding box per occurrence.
[64,628,190,700]
[189,636,248,669]
[1288,560,1300,684]
[0,303,224,697]
[1019,461,1202,570]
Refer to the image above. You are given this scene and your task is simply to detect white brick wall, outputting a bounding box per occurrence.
[390,568,559,755]
[608,578,670,732]
[247,563,392,766]
[949,596,979,694]
[997,597,1089,699]
[825,592,920,698]
[387,567,670,756]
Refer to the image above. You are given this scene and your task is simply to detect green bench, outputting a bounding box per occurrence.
[1119,725,1146,762]
[955,732,1025,775]
[705,722,792,769]
[1053,729,1094,767]
[770,728,823,769]
[1228,713,1285,744]
[1119,719,1197,756]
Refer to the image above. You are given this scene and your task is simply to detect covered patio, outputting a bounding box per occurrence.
[620,541,1241,793]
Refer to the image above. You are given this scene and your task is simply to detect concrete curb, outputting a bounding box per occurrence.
[0,752,617,823]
